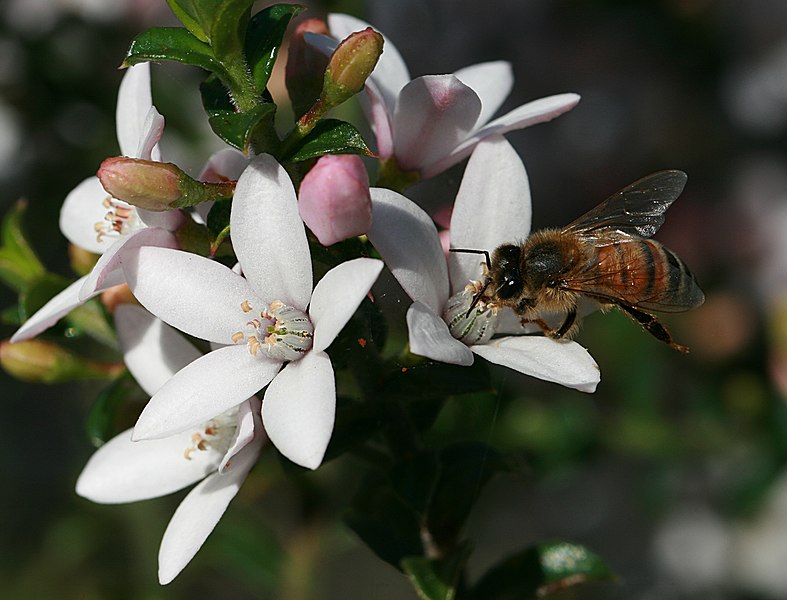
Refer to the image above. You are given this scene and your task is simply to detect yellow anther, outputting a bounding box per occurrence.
[231,331,244,344]
[241,300,253,313]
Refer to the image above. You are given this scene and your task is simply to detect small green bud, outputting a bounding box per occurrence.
[0,339,123,384]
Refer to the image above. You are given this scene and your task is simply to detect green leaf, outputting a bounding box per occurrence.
[206,102,276,153]
[390,451,440,516]
[0,199,45,291]
[382,360,493,402]
[402,557,456,600]
[18,273,69,322]
[471,541,615,600]
[283,119,374,162]
[165,0,209,42]
[85,371,137,447]
[323,396,387,462]
[207,199,231,240]
[200,73,235,112]
[209,0,255,63]
[124,27,229,82]
[245,3,304,93]
[67,300,118,349]
[426,443,514,548]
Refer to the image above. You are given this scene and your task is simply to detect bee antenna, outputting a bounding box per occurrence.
[450,247,491,270]
[465,280,491,319]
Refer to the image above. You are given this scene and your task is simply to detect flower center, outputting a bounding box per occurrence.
[231,299,314,361]
[93,195,140,244]
[442,281,500,345]
[182,407,238,461]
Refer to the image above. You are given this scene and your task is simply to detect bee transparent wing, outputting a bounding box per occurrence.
[563,170,688,242]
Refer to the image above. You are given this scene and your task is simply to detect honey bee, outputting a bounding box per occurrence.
[452,170,705,352]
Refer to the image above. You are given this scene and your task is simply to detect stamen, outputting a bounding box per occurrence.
[241,300,253,313]
[231,331,244,343]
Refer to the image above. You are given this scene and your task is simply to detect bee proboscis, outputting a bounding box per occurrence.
[452,170,705,352]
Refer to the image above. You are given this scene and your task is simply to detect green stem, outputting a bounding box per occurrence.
[223,59,260,114]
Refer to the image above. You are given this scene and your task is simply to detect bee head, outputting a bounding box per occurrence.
[491,244,524,300]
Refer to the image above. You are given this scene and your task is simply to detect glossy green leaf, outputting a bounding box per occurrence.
[282,119,374,162]
[245,3,304,93]
[85,371,137,447]
[0,199,45,291]
[165,0,208,42]
[209,0,255,63]
[206,103,276,153]
[200,73,235,112]
[124,27,229,82]
[471,541,615,599]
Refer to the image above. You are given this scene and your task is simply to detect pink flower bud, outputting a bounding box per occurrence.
[98,157,182,211]
[1,339,123,383]
[298,155,372,246]
[324,27,383,100]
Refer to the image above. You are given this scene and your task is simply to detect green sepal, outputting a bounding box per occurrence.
[165,0,209,42]
[282,119,374,162]
[245,3,304,93]
[0,199,45,292]
[470,541,615,599]
[85,371,138,447]
[123,27,229,82]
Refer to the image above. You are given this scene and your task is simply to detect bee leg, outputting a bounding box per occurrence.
[519,317,557,337]
[554,307,577,339]
[618,304,689,353]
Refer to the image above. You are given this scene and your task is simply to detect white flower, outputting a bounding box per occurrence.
[321,14,579,179]
[120,154,383,469]
[76,305,265,585]
[367,135,600,392]
[11,63,183,343]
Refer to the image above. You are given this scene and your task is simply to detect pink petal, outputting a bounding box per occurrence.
[121,246,263,345]
[262,351,335,469]
[407,302,474,366]
[133,345,281,440]
[448,135,531,293]
[367,188,449,313]
[424,93,580,178]
[115,305,202,397]
[392,75,481,173]
[309,258,383,353]
[158,432,263,585]
[471,336,600,393]
[76,428,219,504]
[230,155,313,311]
[454,61,513,128]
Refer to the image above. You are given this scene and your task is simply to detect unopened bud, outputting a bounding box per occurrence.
[286,18,330,120]
[98,157,235,212]
[298,155,372,246]
[298,28,383,130]
[1,339,123,384]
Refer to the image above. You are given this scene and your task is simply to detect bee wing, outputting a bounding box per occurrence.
[561,240,705,313]
[563,170,688,242]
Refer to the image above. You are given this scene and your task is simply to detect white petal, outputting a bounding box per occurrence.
[219,396,263,473]
[309,258,383,353]
[158,434,262,585]
[121,246,262,345]
[422,93,580,179]
[136,208,185,231]
[10,274,118,343]
[115,305,202,397]
[454,61,513,128]
[328,13,411,113]
[360,82,395,158]
[76,428,219,504]
[135,106,165,160]
[406,302,474,366]
[262,351,335,470]
[59,176,118,255]
[116,63,153,158]
[471,336,600,392]
[393,75,481,173]
[79,227,178,301]
[195,148,249,223]
[231,155,312,310]
[133,345,281,440]
[448,135,531,293]
[367,188,449,313]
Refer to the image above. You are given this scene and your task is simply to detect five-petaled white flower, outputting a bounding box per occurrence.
[323,13,580,180]
[367,135,600,392]
[120,154,383,469]
[76,305,265,585]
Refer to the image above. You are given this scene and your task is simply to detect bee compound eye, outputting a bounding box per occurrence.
[497,275,522,300]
